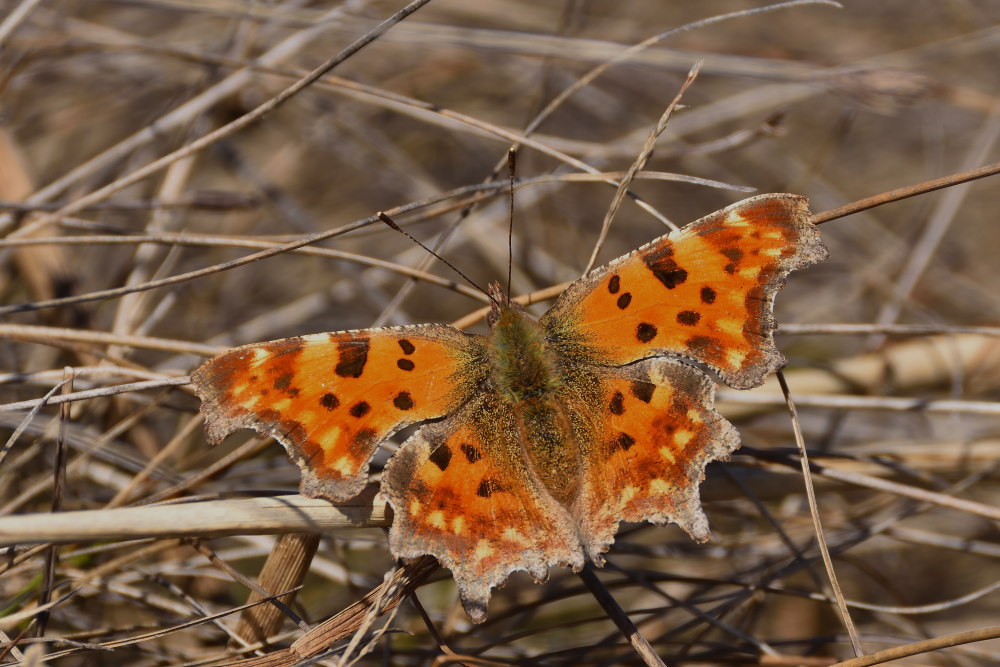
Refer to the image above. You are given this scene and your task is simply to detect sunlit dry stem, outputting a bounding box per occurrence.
[775,370,863,656]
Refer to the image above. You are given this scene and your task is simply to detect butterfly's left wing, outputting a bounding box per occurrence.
[191,325,486,501]
[542,194,827,389]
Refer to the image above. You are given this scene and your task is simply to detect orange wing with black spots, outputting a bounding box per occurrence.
[191,325,486,501]
[383,394,584,623]
[543,194,828,389]
[571,359,739,562]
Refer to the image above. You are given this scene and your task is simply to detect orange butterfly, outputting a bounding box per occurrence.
[191,193,827,622]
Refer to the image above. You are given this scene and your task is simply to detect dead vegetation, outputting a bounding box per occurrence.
[1,0,999,665]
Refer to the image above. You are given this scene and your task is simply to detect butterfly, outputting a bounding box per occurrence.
[191,193,827,622]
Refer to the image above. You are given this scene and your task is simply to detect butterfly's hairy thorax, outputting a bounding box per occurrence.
[487,305,562,403]
[487,304,583,505]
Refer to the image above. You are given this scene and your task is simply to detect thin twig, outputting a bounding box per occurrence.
[776,371,863,656]
[831,625,1000,667]
[578,565,668,667]
[716,391,1000,415]
[810,160,1000,225]
[584,61,702,271]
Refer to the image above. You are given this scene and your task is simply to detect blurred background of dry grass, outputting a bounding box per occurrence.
[2,0,1000,664]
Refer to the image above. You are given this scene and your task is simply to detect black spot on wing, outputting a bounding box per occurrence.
[611,432,636,452]
[722,247,744,275]
[477,478,503,497]
[349,401,370,418]
[393,392,414,410]
[636,322,658,343]
[460,443,481,463]
[273,372,298,395]
[397,358,415,372]
[700,286,717,304]
[320,393,340,411]
[609,391,625,415]
[616,293,632,310]
[429,445,452,471]
[722,247,744,264]
[335,340,369,378]
[273,372,293,391]
[677,310,701,326]
[643,247,688,289]
[629,381,655,404]
[398,339,415,355]
[607,275,620,294]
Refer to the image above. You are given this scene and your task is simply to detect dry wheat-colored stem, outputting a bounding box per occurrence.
[0,377,189,412]
[0,494,389,546]
[584,61,702,271]
[0,0,376,216]
[232,533,320,646]
[718,391,1000,415]
[777,371,863,656]
[831,625,1000,667]
[0,0,44,46]
[0,0,436,279]
[809,160,1000,225]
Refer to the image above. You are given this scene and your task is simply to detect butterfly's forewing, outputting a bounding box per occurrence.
[191,325,486,501]
[383,394,583,623]
[542,194,828,389]
[572,359,739,561]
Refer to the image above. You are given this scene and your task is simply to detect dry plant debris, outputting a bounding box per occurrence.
[1,1,999,665]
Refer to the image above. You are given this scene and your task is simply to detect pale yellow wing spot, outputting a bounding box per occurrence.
[717,318,743,337]
[650,478,673,494]
[621,485,639,503]
[473,539,495,561]
[331,454,353,476]
[427,510,446,530]
[503,527,529,544]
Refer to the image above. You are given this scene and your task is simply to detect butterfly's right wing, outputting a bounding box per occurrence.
[569,358,739,562]
[542,194,827,389]
[191,324,486,501]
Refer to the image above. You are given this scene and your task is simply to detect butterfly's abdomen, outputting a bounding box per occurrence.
[487,305,590,505]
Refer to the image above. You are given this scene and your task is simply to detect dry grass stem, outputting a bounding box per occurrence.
[2,1,999,665]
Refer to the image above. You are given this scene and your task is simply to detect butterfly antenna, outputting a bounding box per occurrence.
[506,148,516,305]
[376,212,499,308]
